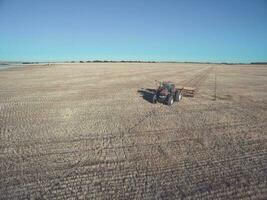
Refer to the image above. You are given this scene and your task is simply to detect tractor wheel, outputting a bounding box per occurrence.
[152,94,157,104]
[167,95,174,106]
[175,90,182,102]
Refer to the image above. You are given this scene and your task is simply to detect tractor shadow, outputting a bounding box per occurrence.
[138,88,156,103]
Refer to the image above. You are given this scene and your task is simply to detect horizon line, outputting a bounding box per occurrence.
[1,59,267,65]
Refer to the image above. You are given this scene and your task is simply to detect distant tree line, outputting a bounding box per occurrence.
[75,60,157,63]
[22,62,40,64]
[20,61,267,65]
[250,62,267,65]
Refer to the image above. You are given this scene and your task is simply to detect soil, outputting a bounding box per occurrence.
[0,63,266,199]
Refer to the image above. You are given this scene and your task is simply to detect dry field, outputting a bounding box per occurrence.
[0,63,266,199]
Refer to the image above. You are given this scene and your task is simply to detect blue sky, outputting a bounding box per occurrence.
[0,0,266,62]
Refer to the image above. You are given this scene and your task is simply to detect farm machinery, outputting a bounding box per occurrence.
[152,81,195,106]
[152,81,182,105]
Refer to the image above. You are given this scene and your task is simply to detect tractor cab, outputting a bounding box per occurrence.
[161,81,175,92]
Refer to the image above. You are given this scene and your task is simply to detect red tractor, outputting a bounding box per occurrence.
[152,81,183,106]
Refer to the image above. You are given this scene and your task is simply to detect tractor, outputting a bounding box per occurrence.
[152,81,183,106]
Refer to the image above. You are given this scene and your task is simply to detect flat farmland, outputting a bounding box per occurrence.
[0,63,266,199]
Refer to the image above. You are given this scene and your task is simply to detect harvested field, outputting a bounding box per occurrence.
[0,63,266,199]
